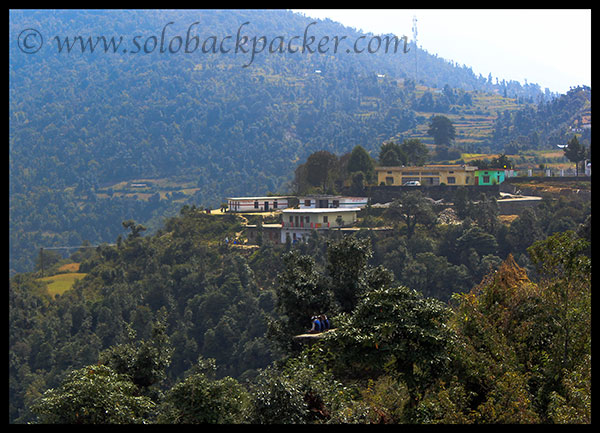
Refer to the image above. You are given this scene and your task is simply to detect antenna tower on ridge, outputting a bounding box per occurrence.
[412,15,418,84]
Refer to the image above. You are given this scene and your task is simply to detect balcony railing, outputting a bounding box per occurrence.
[281,221,331,228]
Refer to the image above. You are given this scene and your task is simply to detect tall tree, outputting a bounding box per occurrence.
[329,284,452,413]
[379,141,407,166]
[272,250,333,340]
[400,138,429,166]
[326,235,374,313]
[347,145,375,183]
[386,191,436,239]
[31,365,156,424]
[427,115,456,147]
[294,150,339,193]
[563,135,586,175]
[527,231,591,373]
[99,310,173,394]
[157,358,248,424]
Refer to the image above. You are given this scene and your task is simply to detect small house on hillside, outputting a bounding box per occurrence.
[227,196,292,212]
[475,170,506,185]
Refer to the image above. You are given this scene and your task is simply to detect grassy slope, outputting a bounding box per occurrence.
[37,272,87,298]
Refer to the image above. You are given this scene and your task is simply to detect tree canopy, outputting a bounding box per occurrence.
[10,197,591,424]
[427,115,456,147]
[563,135,588,175]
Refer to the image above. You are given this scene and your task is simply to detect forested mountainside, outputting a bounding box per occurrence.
[8,9,592,424]
[10,194,591,423]
[10,9,582,274]
[9,9,553,192]
[493,86,591,152]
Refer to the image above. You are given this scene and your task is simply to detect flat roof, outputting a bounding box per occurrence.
[282,207,361,213]
[227,196,293,201]
[244,224,283,228]
[376,165,477,171]
[298,195,367,199]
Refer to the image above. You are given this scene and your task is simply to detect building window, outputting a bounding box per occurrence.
[304,199,311,207]
[305,216,310,223]
[323,215,328,223]
[254,201,259,209]
[289,216,293,223]
[273,201,278,209]
[483,176,490,183]
[386,176,394,185]
[333,200,339,208]
[447,177,456,184]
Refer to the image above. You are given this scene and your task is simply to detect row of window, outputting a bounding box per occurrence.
[385,176,461,184]
[386,171,444,175]
[252,199,344,209]
[303,199,341,207]
[254,201,279,209]
[248,230,278,240]
[288,214,334,224]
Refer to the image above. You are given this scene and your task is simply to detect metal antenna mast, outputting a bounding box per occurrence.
[412,15,418,84]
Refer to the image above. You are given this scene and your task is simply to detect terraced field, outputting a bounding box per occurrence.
[37,272,87,298]
[410,86,524,149]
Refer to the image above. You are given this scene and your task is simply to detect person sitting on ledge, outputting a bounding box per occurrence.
[320,314,330,331]
[309,315,322,333]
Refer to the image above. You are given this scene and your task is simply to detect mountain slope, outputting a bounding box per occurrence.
[9,9,556,272]
[10,9,549,193]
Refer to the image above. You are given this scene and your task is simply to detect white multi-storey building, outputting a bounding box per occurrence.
[280,207,360,243]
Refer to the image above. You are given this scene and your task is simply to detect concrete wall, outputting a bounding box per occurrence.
[357,184,500,204]
[497,198,543,215]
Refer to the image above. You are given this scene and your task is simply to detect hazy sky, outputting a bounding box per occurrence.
[294,9,591,95]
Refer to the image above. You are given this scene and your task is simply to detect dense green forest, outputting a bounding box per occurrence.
[10,182,591,422]
[492,86,591,152]
[11,10,591,274]
[8,9,592,424]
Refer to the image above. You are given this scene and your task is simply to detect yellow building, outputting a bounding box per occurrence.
[375,164,477,186]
